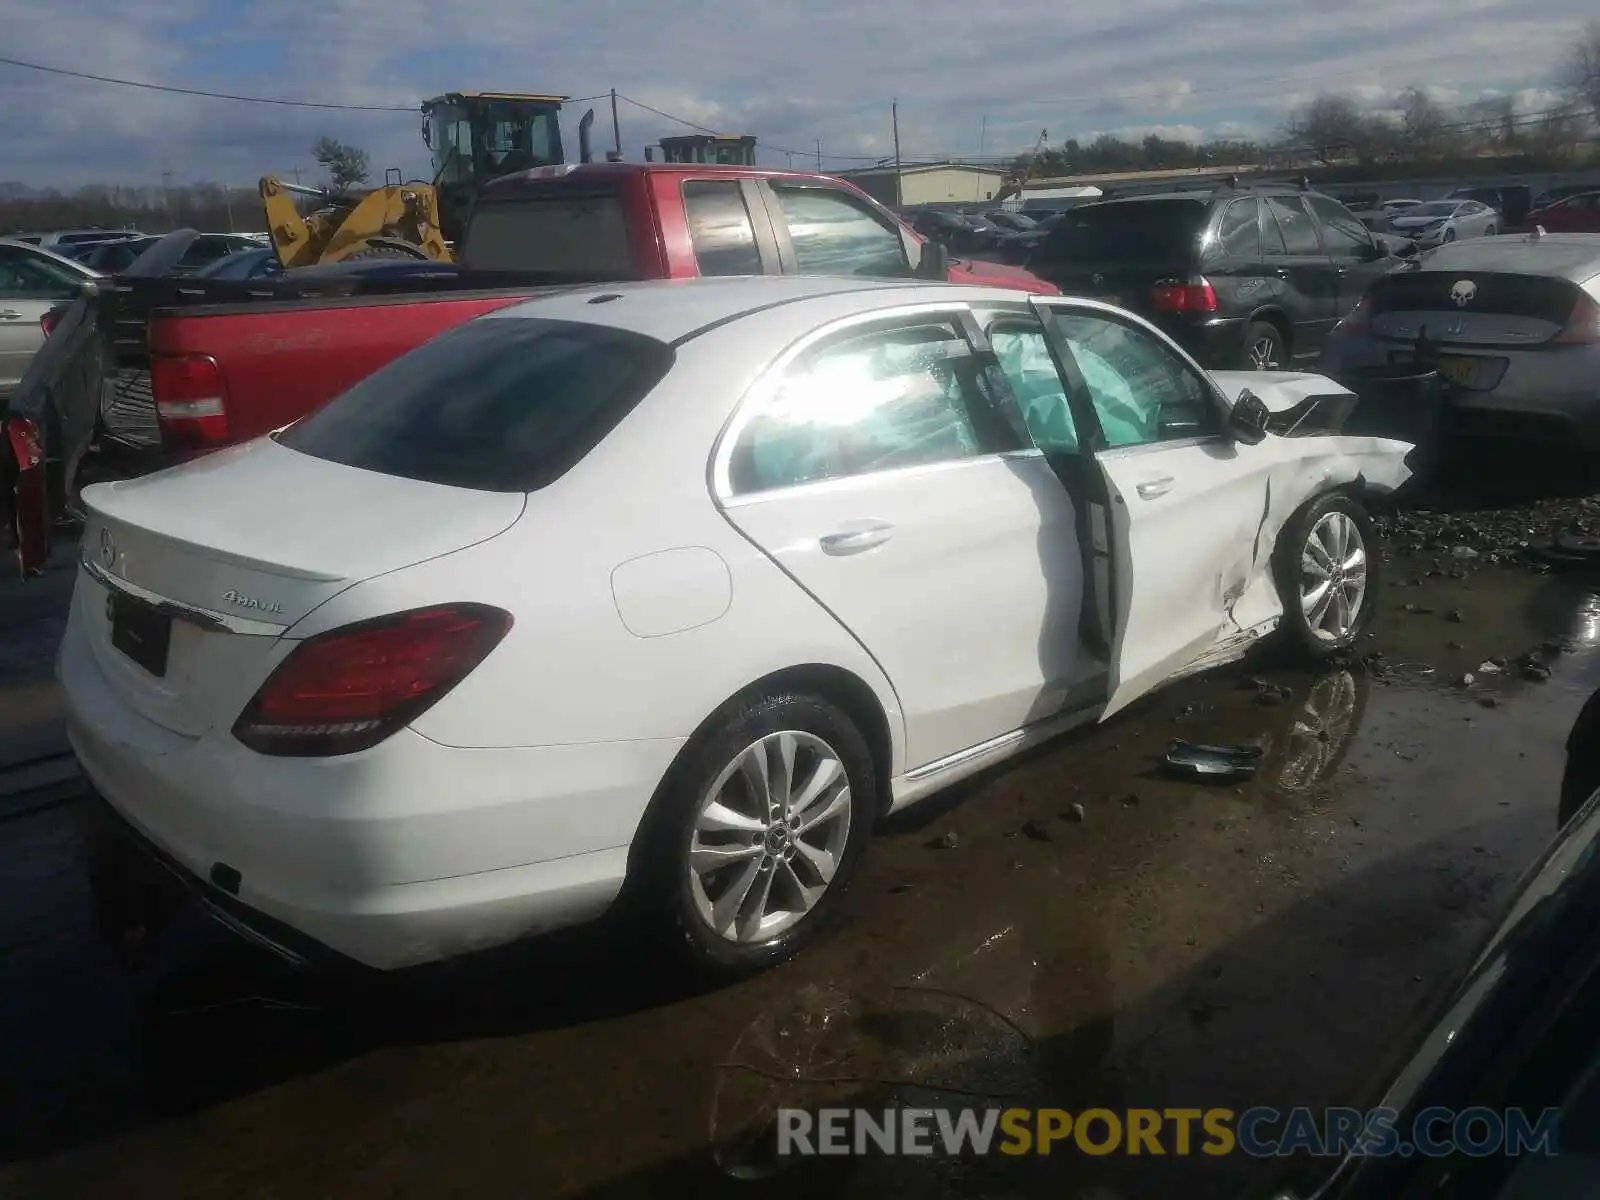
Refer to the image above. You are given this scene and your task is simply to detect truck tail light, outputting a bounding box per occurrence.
[151,353,230,451]
[1553,292,1600,346]
[233,605,513,757]
[1150,277,1218,314]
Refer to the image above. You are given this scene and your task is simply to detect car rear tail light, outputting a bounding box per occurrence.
[1150,277,1218,314]
[40,308,63,338]
[5,415,44,471]
[151,352,230,451]
[1553,292,1600,346]
[1336,294,1373,335]
[233,604,513,757]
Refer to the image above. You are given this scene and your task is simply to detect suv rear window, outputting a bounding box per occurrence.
[278,318,675,492]
[1037,200,1207,265]
[461,191,641,278]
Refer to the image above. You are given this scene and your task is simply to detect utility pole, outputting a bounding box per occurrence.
[815,139,822,171]
[786,151,794,168]
[892,99,903,207]
[610,88,622,157]
[979,114,987,156]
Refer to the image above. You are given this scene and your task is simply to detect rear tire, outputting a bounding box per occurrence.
[630,693,877,979]
[1273,491,1381,659]
[1242,321,1286,371]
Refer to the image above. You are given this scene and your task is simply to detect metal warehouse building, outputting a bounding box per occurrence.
[839,162,1011,207]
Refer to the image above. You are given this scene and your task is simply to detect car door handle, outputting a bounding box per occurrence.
[1135,476,1175,499]
[0,310,23,320]
[819,522,895,555]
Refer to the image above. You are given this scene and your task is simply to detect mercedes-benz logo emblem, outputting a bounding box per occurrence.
[99,528,116,568]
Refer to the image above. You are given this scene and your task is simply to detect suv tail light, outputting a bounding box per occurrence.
[234,605,513,757]
[151,352,230,451]
[1553,292,1600,346]
[1150,277,1218,314]
[40,307,64,338]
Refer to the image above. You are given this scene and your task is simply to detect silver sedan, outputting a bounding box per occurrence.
[0,238,101,401]
[1388,199,1500,248]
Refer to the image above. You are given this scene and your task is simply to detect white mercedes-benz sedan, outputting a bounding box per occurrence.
[60,277,1412,975]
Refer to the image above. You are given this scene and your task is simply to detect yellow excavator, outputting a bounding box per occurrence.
[260,91,590,267]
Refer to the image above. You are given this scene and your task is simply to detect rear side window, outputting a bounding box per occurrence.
[1039,201,1207,266]
[1210,199,1260,260]
[1264,197,1322,255]
[278,318,674,492]
[462,192,640,277]
[682,180,763,276]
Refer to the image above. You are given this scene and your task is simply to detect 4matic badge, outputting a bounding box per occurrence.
[222,589,284,615]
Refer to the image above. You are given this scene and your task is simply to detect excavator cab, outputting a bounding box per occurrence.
[655,134,758,166]
[422,92,568,241]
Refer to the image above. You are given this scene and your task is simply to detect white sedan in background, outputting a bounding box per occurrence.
[1389,199,1500,248]
[0,238,100,401]
[61,277,1411,976]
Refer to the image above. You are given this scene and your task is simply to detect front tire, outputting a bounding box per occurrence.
[1273,492,1381,658]
[1442,228,1456,244]
[633,694,877,978]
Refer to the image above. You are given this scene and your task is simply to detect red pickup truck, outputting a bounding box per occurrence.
[140,163,1055,453]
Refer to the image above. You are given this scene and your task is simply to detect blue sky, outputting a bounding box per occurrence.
[2,1,1594,189]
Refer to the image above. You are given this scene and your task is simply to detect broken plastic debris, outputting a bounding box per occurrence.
[1162,739,1264,782]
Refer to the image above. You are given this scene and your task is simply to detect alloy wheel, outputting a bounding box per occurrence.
[1249,335,1281,370]
[687,730,854,945]
[1300,511,1368,643]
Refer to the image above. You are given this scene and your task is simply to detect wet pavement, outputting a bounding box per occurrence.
[4,500,1600,1198]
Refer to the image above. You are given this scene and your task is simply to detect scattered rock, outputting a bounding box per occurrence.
[1541,638,1566,655]
[1185,935,1198,947]
[1477,660,1503,674]
[929,832,961,850]
[1446,609,1464,623]
[1478,696,1499,709]
[889,881,915,894]
[1062,802,1087,823]
[1522,661,1552,682]
[1254,690,1287,707]
[1022,819,1054,842]
[1119,793,1140,807]
[1451,545,1479,560]
[1447,640,1465,650]
[1455,672,1476,688]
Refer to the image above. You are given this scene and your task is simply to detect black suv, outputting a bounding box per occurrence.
[1025,183,1401,371]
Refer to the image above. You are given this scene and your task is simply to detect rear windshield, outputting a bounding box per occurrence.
[1037,200,1207,265]
[278,318,675,492]
[461,191,641,278]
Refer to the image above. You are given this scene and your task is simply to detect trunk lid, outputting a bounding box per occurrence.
[76,435,525,737]
[1027,199,1206,309]
[1368,270,1585,348]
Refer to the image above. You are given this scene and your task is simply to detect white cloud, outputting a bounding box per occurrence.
[1,2,1593,190]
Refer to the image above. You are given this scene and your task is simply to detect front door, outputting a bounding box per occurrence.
[715,310,1090,771]
[1304,193,1393,316]
[1030,298,1278,717]
[0,244,82,399]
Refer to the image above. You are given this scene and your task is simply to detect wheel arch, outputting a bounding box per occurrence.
[1247,305,1294,355]
[620,662,900,891]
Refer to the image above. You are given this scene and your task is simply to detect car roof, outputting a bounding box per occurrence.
[1416,233,1600,282]
[483,276,1023,344]
[479,162,866,200]
[0,237,106,276]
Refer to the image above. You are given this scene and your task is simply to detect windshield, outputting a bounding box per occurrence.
[1408,202,1461,218]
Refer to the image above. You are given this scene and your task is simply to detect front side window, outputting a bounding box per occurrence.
[682,180,763,277]
[989,321,1078,453]
[1306,196,1374,260]
[1053,313,1216,448]
[768,185,908,278]
[0,247,82,299]
[728,320,1012,495]
[1264,196,1322,256]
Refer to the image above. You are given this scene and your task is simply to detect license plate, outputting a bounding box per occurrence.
[1434,354,1507,391]
[109,591,172,677]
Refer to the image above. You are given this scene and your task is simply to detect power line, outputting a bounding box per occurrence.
[0,54,610,113]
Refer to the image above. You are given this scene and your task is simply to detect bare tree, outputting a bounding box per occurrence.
[312,136,371,192]
[1398,88,1456,159]
[1285,94,1369,159]
[1562,19,1600,125]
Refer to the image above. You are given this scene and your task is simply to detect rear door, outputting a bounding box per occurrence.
[758,180,917,279]
[1030,298,1277,716]
[1261,194,1340,360]
[678,178,781,277]
[715,309,1091,770]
